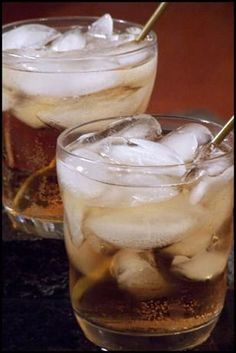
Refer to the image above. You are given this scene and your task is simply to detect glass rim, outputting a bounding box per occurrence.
[2,16,157,64]
[57,114,234,170]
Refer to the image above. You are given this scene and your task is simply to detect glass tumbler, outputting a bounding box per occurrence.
[56,115,233,351]
[2,16,157,238]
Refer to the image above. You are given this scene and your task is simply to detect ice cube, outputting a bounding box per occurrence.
[2,86,16,112]
[203,155,233,177]
[65,229,109,276]
[189,168,233,242]
[159,228,213,258]
[100,33,138,53]
[74,238,108,276]
[87,233,118,256]
[3,24,59,50]
[122,172,180,204]
[57,158,106,201]
[62,189,85,246]
[3,37,155,98]
[161,123,213,162]
[88,14,113,37]
[9,94,51,128]
[189,165,234,205]
[125,177,180,204]
[189,179,208,206]
[64,220,82,268]
[126,26,142,36]
[100,137,186,177]
[114,33,136,44]
[17,76,151,129]
[100,182,179,208]
[115,114,162,140]
[61,116,180,198]
[171,250,228,281]
[84,172,179,208]
[178,123,213,145]
[84,34,115,52]
[171,255,189,266]
[110,249,173,299]
[188,142,233,178]
[77,115,162,143]
[110,41,152,67]
[50,28,86,52]
[207,219,233,253]
[59,115,162,173]
[161,132,198,163]
[91,32,135,47]
[68,145,102,160]
[83,194,204,249]
[3,62,122,97]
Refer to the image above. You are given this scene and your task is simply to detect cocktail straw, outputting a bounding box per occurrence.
[210,115,234,146]
[136,2,168,42]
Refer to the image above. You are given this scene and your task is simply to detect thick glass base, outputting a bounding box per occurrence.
[5,207,63,239]
[76,315,219,351]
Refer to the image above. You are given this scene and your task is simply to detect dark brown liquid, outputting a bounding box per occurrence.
[70,264,226,333]
[3,111,63,219]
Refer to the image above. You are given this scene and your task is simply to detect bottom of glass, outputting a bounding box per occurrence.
[5,207,63,239]
[76,315,219,351]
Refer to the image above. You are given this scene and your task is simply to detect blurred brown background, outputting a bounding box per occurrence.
[3,2,234,122]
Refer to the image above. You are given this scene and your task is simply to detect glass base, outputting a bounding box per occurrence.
[5,207,63,239]
[76,315,219,351]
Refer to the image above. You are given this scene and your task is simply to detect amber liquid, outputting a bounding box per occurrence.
[64,198,232,349]
[70,262,227,334]
[3,111,63,220]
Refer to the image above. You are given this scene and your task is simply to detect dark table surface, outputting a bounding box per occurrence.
[2,211,234,352]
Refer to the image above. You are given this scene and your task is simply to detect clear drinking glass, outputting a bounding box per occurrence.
[56,115,233,351]
[2,17,157,238]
